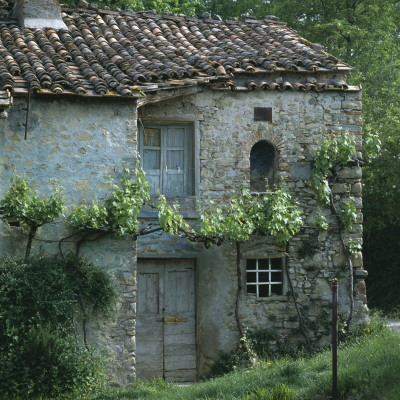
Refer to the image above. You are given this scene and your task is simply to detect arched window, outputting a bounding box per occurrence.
[250,141,276,192]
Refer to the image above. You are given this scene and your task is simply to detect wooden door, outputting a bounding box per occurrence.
[136,259,196,382]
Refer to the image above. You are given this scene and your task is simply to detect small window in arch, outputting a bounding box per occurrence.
[250,141,276,192]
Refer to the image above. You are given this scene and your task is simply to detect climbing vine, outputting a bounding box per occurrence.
[0,176,65,261]
[158,185,304,344]
[3,135,380,367]
[68,166,150,237]
[310,131,380,332]
[0,168,304,358]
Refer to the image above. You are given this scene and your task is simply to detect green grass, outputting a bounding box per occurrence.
[88,326,400,400]
[6,326,400,400]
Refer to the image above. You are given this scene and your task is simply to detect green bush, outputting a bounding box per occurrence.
[0,325,106,398]
[246,329,283,359]
[0,256,117,397]
[207,350,244,378]
[207,329,300,379]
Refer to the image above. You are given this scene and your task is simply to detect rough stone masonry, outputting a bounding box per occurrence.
[0,84,366,386]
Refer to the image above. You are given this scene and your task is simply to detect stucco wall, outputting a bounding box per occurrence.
[139,87,366,374]
[0,95,138,387]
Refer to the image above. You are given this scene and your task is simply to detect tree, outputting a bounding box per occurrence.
[252,0,400,312]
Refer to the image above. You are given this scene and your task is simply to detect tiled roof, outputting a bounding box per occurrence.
[0,5,352,97]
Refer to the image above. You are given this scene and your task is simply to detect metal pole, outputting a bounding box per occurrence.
[332,278,338,400]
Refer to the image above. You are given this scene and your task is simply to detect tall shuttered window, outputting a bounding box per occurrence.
[139,124,193,196]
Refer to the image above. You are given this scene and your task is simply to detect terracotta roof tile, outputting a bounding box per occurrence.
[0,6,353,96]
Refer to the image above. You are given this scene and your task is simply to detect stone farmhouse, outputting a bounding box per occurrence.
[0,0,367,386]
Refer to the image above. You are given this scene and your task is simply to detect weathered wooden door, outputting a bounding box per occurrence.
[136,259,196,382]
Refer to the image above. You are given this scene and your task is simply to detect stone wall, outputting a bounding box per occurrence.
[0,85,366,382]
[0,95,138,387]
[139,86,366,373]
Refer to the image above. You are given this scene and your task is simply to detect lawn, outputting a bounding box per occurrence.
[6,323,400,400]
[85,326,400,400]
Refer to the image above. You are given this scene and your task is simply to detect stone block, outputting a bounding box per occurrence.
[331,183,348,194]
[331,124,362,132]
[338,166,362,179]
[341,100,362,110]
[355,269,368,278]
[351,183,362,194]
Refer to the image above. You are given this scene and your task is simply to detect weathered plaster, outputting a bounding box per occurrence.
[0,95,138,386]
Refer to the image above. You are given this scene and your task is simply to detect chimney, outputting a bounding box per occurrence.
[12,0,67,30]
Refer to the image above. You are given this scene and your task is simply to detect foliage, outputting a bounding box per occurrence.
[365,225,400,312]
[63,255,119,318]
[197,185,303,246]
[0,256,116,397]
[245,384,296,400]
[310,133,356,206]
[0,256,117,331]
[157,195,190,234]
[63,0,199,15]
[298,240,319,259]
[0,325,106,398]
[0,175,65,229]
[263,0,398,314]
[246,329,284,360]
[0,257,76,330]
[68,167,150,236]
[206,350,246,379]
[340,196,358,231]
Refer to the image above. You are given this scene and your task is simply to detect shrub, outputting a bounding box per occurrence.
[0,325,106,398]
[0,256,117,397]
[207,350,244,378]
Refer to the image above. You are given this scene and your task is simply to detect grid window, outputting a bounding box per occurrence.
[246,258,283,297]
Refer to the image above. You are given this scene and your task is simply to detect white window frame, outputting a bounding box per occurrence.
[246,258,283,297]
[138,123,193,196]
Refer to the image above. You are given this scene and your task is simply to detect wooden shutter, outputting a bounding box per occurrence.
[140,125,192,195]
[141,127,162,194]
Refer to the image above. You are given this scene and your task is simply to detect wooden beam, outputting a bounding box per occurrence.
[137,85,203,108]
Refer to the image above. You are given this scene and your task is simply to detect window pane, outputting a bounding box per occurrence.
[271,258,282,269]
[247,284,256,294]
[247,272,256,283]
[143,150,160,169]
[167,128,185,147]
[271,284,282,295]
[258,259,268,269]
[167,150,184,169]
[259,285,269,297]
[271,271,282,283]
[247,259,256,270]
[144,128,161,147]
[259,272,268,282]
